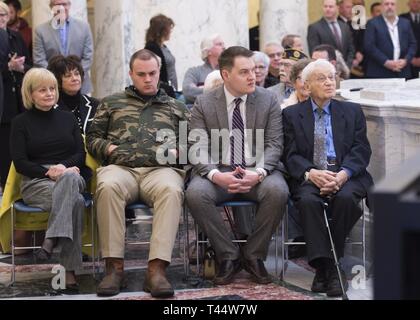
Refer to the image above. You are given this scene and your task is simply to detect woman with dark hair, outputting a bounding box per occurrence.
[145,14,177,98]
[0,1,31,189]
[47,54,98,134]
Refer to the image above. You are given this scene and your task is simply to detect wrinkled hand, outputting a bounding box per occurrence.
[45,164,67,181]
[308,169,337,190]
[320,170,349,196]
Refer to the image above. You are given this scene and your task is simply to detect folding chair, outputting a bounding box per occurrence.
[10,193,95,285]
[186,200,280,279]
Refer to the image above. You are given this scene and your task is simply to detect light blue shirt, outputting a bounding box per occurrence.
[311,99,353,177]
[59,20,69,55]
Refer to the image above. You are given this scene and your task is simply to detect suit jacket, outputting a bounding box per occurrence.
[282,99,373,192]
[400,12,420,78]
[190,85,285,177]
[33,17,94,94]
[307,18,355,67]
[267,82,287,106]
[364,15,417,79]
[0,29,7,122]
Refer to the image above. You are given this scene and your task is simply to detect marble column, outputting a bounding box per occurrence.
[94,0,248,99]
[32,0,88,29]
[259,0,308,51]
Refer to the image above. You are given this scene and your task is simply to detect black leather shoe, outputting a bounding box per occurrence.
[243,259,271,284]
[326,266,348,297]
[311,267,328,293]
[213,259,242,285]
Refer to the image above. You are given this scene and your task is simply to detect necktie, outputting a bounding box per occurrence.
[330,21,342,51]
[59,22,68,55]
[313,108,328,170]
[285,86,294,99]
[231,98,246,177]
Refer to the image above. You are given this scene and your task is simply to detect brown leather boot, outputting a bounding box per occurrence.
[97,258,126,296]
[143,259,174,298]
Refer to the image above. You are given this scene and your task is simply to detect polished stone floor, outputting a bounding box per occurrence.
[0,208,373,301]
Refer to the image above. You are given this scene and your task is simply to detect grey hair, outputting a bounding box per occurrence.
[263,41,283,54]
[200,34,222,61]
[301,59,336,82]
[252,51,270,68]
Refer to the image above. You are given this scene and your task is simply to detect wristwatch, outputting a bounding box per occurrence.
[304,171,310,182]
[257,171,265,183]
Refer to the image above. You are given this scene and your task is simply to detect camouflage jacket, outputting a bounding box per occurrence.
[86,86,190,168]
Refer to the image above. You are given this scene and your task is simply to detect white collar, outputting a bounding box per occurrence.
[224,86,248,108]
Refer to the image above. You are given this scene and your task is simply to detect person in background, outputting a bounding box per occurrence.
[182,34,225,105]
[10,68,88,292]
[400,0,420,78]
[48,54,98,134]
[281,59,312,109]
[281,34,305,52]
[371,2,382,18]
[0,1,31,190]
[5,0,32,53]
[263,42,283,87]
[268,48,308,105]
[364,0,417,79]
[145,14,177,98]
[252,51,270,87]
[33,0,94,95]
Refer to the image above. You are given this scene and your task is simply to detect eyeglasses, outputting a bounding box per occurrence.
[268,52,282,59]
[314,74,336,83]
[0,13,8,17]
[255,65,267,70]
[279,62,293,68]
[53,2,71,7]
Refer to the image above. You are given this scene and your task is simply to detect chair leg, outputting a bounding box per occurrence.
[10,204,16,286]
[90,200,95,277]
[183,204,189,277]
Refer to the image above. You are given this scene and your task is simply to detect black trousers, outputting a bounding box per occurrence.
[292,179,366,268]
[0,123,11,188]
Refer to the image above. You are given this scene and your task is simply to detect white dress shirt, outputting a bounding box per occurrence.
[207,86,267,182]
[384,15,401,61]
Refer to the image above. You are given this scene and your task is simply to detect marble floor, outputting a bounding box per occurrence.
[0,208,373,301]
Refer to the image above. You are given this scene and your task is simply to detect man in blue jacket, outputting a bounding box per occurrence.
[364,0,417,79]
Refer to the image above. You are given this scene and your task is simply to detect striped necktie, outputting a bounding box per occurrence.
[313,108,328,170]
[231,98,246,177]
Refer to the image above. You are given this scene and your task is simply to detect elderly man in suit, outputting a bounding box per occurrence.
[186,46,289,286]
[283,59,373,297]
[33,0,93,94]
[364,0,417,79]
[307,0,355,68]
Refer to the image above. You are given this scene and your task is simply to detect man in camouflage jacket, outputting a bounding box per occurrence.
[87,49,190,298]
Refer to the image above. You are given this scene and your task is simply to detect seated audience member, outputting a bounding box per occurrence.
[263,42,283,87]
[268,48,308,105]
[87,49,190,298]
[183,34,225,104]
[281,58,312,109]
[10,68,88,291]
[282,60,373,297]
[252,51,270,87]
[203,70,224,93]
[48,55,99,134]
[186,46,289,286]
[281,34,305,52]
[311,44,347,83]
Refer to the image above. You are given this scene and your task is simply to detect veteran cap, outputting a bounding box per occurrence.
[282,48,308,61]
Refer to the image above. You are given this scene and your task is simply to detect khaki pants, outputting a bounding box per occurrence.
[95,165,185,263]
